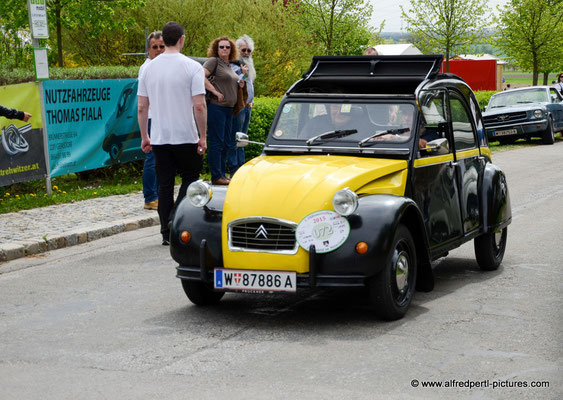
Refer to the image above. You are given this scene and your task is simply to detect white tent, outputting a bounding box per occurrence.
[374,44,422,56]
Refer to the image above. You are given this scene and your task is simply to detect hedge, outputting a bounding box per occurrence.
[0,66,140,86]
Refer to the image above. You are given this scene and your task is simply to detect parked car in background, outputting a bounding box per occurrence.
[483,86,563,144]
[170,55,512,321]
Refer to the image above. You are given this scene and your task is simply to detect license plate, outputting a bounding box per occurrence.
[214,269,297,293]
[494,128,517,137]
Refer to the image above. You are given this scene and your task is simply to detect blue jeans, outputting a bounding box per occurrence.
[228,107,251,174]
[207,103,233,182]
[142,119,158,203]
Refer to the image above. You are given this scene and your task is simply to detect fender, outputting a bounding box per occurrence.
[316,194,430,278]
[479,163,512,233]
[170,186,227,268]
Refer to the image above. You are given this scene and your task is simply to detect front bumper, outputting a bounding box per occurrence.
[486,119,547,138]
[175,240,367,288]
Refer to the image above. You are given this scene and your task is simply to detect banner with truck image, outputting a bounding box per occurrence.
[0,82,47,186]
[43,79,144,177]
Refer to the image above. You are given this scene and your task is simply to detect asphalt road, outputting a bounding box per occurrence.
[1,143,562,400]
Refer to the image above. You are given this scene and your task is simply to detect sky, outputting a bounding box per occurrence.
[369,0,511,32]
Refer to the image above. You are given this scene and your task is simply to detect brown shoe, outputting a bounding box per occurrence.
[144,200,158,210]
[212,177,230,185]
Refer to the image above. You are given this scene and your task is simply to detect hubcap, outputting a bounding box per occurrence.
[395,251,409,292]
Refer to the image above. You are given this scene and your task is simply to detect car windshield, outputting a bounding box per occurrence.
[488,88,548,108]
[272,102,415,145]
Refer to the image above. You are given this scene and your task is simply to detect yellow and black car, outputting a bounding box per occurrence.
[170,55,511,320]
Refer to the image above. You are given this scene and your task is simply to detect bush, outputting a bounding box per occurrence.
[474,90,497,111]
[0,66,140,86]
[245,97,282,160]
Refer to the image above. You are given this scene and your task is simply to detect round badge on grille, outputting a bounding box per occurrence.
[296,210,350,254]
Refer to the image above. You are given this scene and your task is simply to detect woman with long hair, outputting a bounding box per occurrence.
[203,36,244,185]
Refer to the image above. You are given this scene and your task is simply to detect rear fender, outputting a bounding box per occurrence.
[479,163,512,232]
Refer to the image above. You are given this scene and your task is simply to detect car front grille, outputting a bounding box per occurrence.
[228,217,298,254]
[483,111,527,125]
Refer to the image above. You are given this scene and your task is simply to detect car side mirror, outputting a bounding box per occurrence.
[424,138,449,154]
[236,132,249,147]
[236,132,265,148]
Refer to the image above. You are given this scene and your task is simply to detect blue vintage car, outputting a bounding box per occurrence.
[483,86,563,144]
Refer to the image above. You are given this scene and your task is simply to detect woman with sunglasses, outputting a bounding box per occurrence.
[203,36,244,185]
[555,73,563,96]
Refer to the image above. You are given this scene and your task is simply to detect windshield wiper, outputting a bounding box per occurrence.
[306,129,357,146]
[359,128,410,147]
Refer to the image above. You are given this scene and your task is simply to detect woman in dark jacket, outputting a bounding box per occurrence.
[203,36,244,185]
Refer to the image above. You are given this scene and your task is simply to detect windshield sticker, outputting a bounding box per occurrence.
[283,104,292,113]
[340,104,351,113]
[296,210,350,254]
[274,129,284,137]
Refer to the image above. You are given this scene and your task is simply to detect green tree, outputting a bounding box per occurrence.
[401,0,491,71]
[495,0,563,85]
[298,0,374,55]
[0,0,143,68]
[124,0,319,96]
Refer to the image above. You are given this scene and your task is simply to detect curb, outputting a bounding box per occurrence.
[0,215,159,263]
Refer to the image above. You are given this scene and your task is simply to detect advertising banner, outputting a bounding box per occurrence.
[43,79,144,177]
[0,82,47,187]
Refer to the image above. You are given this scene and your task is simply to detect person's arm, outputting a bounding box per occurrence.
[137,95,151,153]
[193,94,207,154]
[0,104,31,121]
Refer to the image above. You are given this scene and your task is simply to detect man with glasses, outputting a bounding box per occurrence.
[139,31,165,211]
[228,34,256,174]
[138,22,207,245]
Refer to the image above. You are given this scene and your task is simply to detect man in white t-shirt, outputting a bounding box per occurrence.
[139,30,164,211]
[137,21,207,245]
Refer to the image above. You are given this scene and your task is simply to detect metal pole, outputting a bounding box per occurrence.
[32,37,52,196]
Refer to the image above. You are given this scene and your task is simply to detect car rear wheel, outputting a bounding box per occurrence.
[368,224,417,321]
[474,227,507,271]
[542,117,554,144]
[181,280,224,305]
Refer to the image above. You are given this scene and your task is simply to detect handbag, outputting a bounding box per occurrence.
[205,57,218,103]
[233,82,248,116]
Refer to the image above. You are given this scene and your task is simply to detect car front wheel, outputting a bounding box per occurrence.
[368,224,417,321]
[181,280,225,305]
[474,227,507,271]
[542,117,554,144]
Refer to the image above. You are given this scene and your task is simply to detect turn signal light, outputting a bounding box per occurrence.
[180,231,191,243]
[355,242,368,254]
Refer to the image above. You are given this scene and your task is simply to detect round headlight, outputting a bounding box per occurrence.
[332,188,358,216]
[187,180,212,207]
[533,109,543,119]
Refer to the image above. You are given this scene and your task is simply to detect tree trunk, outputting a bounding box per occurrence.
[56,7,63,67]
[532,54,538,86]
[542,72,549,85]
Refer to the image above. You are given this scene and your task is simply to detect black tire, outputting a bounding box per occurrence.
[368,224,417,321]
[181,280,224,306]
[474,227,507,271]
[542,117,554,144]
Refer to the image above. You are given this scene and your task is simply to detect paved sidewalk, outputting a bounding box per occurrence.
[0,191,160,263]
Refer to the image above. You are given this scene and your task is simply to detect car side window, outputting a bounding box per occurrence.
[549,88,562,103]
[449,94,477,151]
[419,89,451,156]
